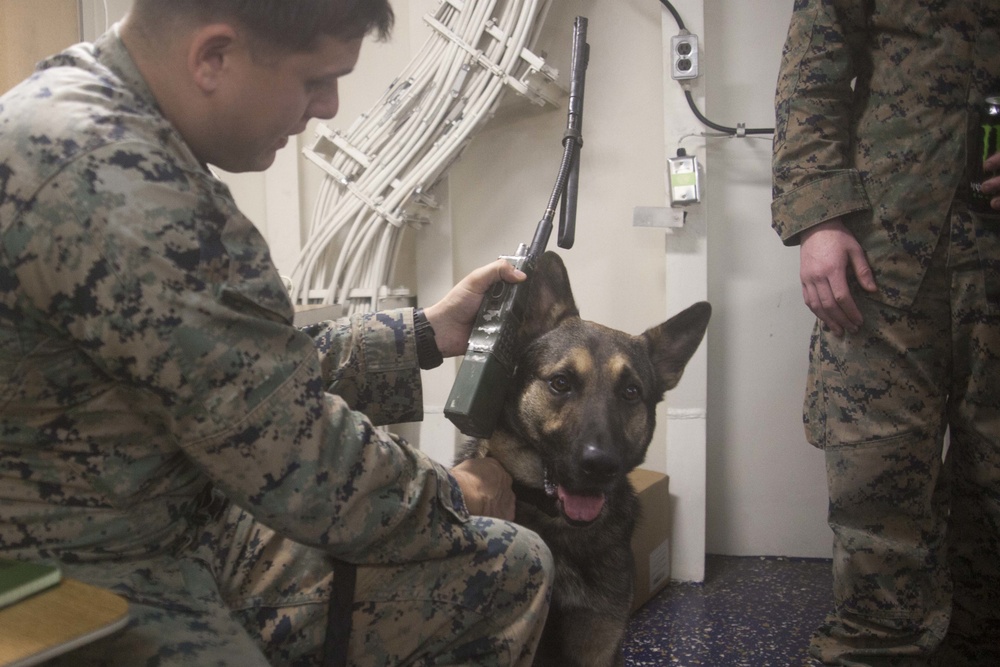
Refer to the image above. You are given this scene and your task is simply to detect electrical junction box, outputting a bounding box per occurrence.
[668,151,700,206]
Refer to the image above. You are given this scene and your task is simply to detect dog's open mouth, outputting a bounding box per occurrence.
[556,486,606,524]
[538,470,607,526]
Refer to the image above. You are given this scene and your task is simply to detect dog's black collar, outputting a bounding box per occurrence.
[512,481,560,518]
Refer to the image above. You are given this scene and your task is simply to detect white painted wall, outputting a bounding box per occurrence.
[79,0,130,40]
[701,0,831,559]
[78,0,834,573]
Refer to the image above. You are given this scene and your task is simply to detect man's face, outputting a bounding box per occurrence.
[207,34,362,173]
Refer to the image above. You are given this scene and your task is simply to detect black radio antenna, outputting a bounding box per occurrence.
[529,16,589,256]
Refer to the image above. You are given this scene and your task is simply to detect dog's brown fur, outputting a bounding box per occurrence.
[458,252,711,666]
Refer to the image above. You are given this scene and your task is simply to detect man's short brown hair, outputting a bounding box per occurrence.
[131,0,394,51]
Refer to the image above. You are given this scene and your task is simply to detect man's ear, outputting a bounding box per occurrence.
[188,24,241,93]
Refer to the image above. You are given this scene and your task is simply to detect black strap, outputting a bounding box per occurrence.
[413,307,443,370]
[324,559,357,667]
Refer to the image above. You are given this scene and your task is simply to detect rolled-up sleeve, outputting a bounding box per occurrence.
[771,0,872,244]
[302,310,425,426]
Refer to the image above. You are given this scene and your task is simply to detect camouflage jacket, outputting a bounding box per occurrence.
[0,27,473,566]
[772,0,1000,309]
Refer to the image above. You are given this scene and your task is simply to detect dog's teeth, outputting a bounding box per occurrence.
[543,472,557,497]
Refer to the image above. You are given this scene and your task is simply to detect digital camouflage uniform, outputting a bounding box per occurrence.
[0,26,552,666]
[772,1,1000,666]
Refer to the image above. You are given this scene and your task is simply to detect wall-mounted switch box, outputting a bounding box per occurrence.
[668,151,700,206]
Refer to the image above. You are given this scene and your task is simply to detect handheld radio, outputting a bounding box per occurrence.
[444,16,589,438]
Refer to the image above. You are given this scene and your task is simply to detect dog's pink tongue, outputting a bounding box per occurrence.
[557,486,606,522]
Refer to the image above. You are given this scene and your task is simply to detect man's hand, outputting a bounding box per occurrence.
[799,218,877,337]
[423,258,527,357]
[450,457,516,521]
[981,151,1000,212]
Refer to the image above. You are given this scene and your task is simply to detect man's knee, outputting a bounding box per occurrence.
[465,517,554,606]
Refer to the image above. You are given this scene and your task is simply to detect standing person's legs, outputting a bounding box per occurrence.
[935,210,1000,667]
[804,232,953,666]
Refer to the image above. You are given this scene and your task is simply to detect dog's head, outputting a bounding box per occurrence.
[494,251,711,526]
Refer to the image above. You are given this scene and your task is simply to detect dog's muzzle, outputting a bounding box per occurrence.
[546,468,606,525]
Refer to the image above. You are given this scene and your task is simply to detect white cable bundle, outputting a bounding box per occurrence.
[292,0,558,313]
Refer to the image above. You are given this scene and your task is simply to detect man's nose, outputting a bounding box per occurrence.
[309,87,340,121]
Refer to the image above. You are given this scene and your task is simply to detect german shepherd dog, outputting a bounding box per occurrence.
[458,251,711,667]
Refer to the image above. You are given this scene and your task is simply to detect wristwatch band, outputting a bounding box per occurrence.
[413,308,443,370]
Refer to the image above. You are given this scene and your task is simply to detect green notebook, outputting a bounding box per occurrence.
[0,557,62,609]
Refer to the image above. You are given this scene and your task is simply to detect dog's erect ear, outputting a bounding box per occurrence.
[520,251,579,342]
[643,301,712,396]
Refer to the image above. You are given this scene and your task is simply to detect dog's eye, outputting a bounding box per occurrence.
[621,384,641,402]
[548,374,572,395]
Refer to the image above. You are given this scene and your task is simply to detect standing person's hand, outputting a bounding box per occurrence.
[981,151,1000,212]
[799,218,877,337]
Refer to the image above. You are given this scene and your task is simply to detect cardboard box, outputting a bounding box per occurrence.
[628,468,671,613]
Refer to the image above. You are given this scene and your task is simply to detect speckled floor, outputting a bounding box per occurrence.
[623,554,834,667]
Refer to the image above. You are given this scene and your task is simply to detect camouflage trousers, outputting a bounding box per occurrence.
[804,207,1000,667]
[46,491,554,666]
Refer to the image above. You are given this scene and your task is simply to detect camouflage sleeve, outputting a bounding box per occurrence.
[300,312,425,426]
[771,0,873,245]
[11,141,473,564]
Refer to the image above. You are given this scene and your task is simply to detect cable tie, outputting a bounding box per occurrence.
[333,179,405,228]
[330,132,372,169]
[451,64,471,97]
[423,14,507,81]
[736,123,747,138]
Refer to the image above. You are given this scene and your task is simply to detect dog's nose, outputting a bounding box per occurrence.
[581,445,619,482]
